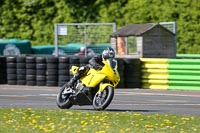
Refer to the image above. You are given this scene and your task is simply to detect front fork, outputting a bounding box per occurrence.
[99,82,114,92]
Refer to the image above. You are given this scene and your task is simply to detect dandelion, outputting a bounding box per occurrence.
[181,117,190,121]
[133,113,141,116]
[135,124,139,127]
[125,128,131,131]
[164,119,172,124]
[32,119,37,124]
[160,123,165,127]
[27,108,32,111]
[6,120,13,124]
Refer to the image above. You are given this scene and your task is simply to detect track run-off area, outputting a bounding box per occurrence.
[0,85,200,115]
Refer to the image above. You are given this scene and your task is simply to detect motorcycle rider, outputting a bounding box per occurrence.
[68,47,116,89]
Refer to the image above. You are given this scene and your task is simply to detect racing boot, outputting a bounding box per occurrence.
[68,73,80,89]
[68,66,88,89]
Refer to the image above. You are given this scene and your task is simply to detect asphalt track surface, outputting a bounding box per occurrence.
[0,85,200,115]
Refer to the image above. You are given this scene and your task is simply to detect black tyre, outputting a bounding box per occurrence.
[58,75,70,82]
[36,57,46,63]
[58,69,69,75]
[7,74,17,80]
[56,83,73,109]
[26,63,36,69]
[47,63,58,69]
[36,81,46,86]
[6,56,16,63]
[17,75,26,80]
[7,63,16,68]
[17,80,26,85]
[46,81,57,86]
[7,68,16,74]
[17,63,26,69]
[69,57,79,64]
[46,56,58,63]
[36,64,46,69]
[93,86,114,110]
[27,81,36,86]
[26,75,36,80]
[26,69,36,75]
[59,56,69,63]
[7,80,17,85]
[17,69,26,75]
[58,63,70,69]
[46,69,58,75]
[36,70,46,75]
[16,56,26,63]
[26,56,36,63]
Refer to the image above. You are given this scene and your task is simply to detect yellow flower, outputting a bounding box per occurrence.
[32,119,37,124]
[133,113,141,116]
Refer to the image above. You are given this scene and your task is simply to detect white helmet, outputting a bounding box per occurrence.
[102,47,115,60]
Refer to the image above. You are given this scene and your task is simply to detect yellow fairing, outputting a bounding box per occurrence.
[71,66,79,75]
[71,59,120,92]
[99,83,114,92]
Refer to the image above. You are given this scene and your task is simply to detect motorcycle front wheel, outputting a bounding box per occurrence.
[93,86,114,110]
[56,83,73,109]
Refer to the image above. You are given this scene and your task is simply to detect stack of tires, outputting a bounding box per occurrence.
[0,56,7,84]
[69,57,80,79]
[16,56,26,85]
[46,56,58,86]
[79,56,90,67]
[58,56,70,87]
[36,56,47,86]
[124,59,141,88]
[26,56,36,86]
[6,56,17,85]
[116,58,125,88]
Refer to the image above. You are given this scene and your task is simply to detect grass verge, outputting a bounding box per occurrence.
[0,108,199,133]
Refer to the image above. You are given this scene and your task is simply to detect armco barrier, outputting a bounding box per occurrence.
[141,58,200,90]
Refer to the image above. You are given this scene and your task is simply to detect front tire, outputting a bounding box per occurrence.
[56,83,73,109]
[93,86,114,110]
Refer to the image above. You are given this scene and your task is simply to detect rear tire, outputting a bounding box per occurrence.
[93,86,114,110]
[56,83,73,109]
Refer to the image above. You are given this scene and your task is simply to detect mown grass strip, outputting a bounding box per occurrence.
[0,108,200,133]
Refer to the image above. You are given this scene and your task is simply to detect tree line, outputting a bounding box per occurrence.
[0,0,199,54]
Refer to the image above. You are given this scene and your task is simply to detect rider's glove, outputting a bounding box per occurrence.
[94,65,102,70]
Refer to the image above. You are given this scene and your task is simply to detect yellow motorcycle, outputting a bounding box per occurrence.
[56,58,120,110]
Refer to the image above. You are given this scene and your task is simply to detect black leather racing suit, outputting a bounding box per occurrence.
[68,54,104,87]
[88,54,104,69]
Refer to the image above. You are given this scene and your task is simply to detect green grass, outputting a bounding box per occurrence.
[0,108,200,133]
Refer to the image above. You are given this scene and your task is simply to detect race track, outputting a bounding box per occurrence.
[0,85,200,115]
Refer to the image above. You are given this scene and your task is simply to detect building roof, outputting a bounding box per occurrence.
[111,23,174,37]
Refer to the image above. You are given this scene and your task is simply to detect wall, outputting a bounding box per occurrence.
[141,58,200,90]
[0,55,141,89]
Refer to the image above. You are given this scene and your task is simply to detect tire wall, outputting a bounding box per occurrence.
[0,56,7,84]
[1,55,143,88]
[141,58,200,90]
[123,58,141,88]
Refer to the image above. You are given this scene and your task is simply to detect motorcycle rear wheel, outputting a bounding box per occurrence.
[56,83,73,109]
[93,86,114,110]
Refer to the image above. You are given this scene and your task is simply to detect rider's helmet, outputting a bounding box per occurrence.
[102,47,115,60]
[80,46,86,52]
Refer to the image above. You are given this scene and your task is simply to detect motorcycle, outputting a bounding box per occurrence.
[56,58,120,110]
